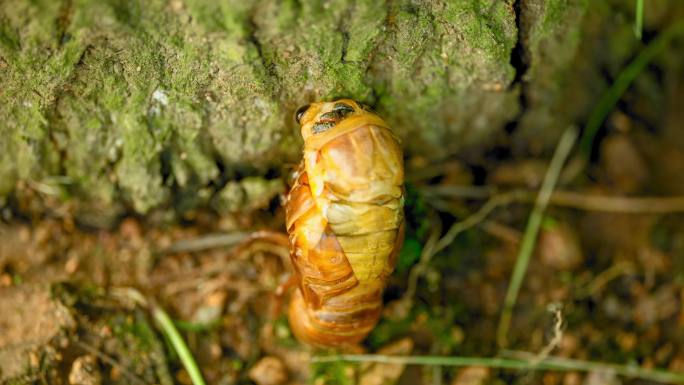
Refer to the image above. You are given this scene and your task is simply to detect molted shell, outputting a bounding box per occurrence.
[285,99,404,347]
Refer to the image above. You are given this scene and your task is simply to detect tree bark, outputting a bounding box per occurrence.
[1,0,679,216]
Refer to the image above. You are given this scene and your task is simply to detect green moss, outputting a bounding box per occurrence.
[1,0,608,214]
[212,176,284,213]
[369,0,518,157]
[0,0,80,196]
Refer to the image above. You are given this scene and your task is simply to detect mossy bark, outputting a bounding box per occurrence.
[1,0,677,216]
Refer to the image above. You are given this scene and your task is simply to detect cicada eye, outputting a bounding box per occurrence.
[295,104,310,125]
[332,102,354,115]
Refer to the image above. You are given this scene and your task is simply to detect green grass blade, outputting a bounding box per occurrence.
[634,0,644,39]
[311,354,684,384]
[153,305,208,385]
[579,19,684,156]
[496,127,578,347]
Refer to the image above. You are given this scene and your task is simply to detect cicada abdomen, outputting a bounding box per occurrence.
[284,99,404,347]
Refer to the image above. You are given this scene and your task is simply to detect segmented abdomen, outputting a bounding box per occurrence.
[285,124,404,347]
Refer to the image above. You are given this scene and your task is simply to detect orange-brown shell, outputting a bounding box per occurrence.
[285,100,404,347]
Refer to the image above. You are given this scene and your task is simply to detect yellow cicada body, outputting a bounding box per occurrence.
[284,99,405,347]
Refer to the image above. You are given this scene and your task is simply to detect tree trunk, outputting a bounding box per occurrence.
[1,0,679,217]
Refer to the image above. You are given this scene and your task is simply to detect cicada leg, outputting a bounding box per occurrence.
[272,273,298,318]
[231,230,289,256]
[230,230,293,319]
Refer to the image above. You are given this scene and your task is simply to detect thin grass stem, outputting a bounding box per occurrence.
[634,0,644,39]
[311,354,684,384]
[580,19,684,156]
[496,127,578,347]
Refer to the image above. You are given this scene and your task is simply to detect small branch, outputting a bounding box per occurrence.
[497,127,578,348]
[547,191,684,213]
[399,214,442,309]
[481,220,522,245]
[432,192,520,256]
[574,261,636,299]
[424,186,684,214]
[531,304,564,365]
[159,232,249,255]
[399,191,536,313]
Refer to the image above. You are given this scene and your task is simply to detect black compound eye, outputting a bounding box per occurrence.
[295,104,310,125]
[318,111,339,121]
[332,102,354,115]
[312,121,335,134]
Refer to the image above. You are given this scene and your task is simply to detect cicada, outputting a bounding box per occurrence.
[284,99,405,347]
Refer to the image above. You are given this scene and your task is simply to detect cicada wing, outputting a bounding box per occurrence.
[285,169,359,309]
[299,226,359,308]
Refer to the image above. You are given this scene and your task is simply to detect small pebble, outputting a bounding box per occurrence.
[249,356,288,385]
[68,355,101,385]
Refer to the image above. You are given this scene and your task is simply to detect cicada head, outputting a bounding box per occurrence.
[295,99,378,142]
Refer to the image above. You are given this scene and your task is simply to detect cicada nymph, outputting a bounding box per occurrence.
[284,99,405,347]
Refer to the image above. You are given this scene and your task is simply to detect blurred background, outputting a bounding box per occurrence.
[1,0,684,384]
